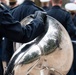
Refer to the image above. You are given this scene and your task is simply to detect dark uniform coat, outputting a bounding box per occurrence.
[42,6,50,11]
[47,6,76,36]
[2,0,44,66]
[0,40,3,75]
[72,15,76,75]
[0,4,45,75]
[11,0,43,21]
[0,2,45,42]
[47,5,76,75]
[0,3,10,75]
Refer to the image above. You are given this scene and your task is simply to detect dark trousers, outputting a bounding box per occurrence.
[2,38,14,64]
[0,58,3,75]
[0,47,3,75]
[67,42,76,75]
[73,42,76,75]
[67,65,74,75]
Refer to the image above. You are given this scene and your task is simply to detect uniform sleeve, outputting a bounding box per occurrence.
[0,6,44,43]
[66,12,76,37]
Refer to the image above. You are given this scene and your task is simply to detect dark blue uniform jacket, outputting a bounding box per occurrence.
[2,0,44,63]
[47,6,76,37]
[72,15,76,73]
[11,0,43,21]
[0,4,44,43]
[42,6,50,11]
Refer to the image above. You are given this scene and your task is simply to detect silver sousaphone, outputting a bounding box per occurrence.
[5,15,73,75]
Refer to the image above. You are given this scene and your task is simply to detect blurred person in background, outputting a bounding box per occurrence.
[40,0,51,11]
[11,0,44,21]
[9,0,18,8]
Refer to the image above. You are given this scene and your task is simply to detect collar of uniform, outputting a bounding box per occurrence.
[23,0,35,5]
[51,5,61,9]
[42,6,50,10]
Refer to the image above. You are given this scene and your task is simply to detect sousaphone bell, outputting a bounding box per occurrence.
[5,15,73,75]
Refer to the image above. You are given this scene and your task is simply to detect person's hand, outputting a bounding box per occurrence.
[34,11,47,24]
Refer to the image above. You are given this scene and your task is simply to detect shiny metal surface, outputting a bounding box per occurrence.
[37,16,61,55]
[5,15,73,75]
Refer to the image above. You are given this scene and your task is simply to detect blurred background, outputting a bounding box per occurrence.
[6,0,72,7]
[34,0,70,6]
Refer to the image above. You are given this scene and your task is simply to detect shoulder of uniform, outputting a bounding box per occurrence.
[61,7,70,14]
[38,7,45,11]
[62,7,67,12]
[34,4,45,11]
[11,5,19,10]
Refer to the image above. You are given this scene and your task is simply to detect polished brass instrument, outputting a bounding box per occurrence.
[5,15,73,75]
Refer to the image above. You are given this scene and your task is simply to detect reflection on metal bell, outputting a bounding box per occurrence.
[5,15,73,75]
